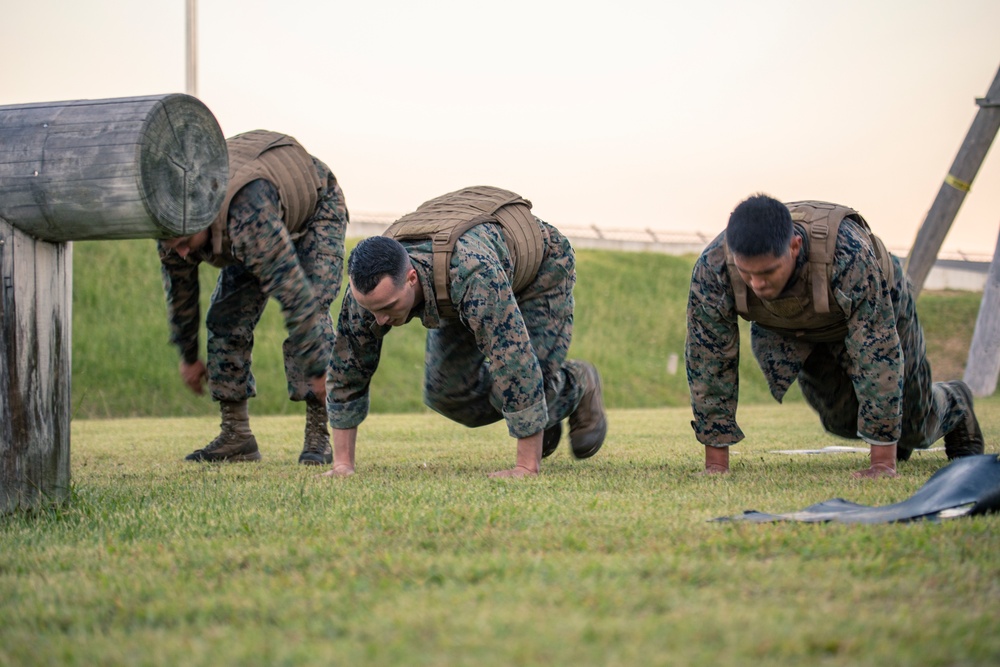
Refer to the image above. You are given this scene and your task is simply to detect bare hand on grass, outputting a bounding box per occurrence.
[319,464,355,478]
[488,465,538,479]
[852,463,897,479]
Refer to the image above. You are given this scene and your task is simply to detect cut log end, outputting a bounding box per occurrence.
[138,94,228,237]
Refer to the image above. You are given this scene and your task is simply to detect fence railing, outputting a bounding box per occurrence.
[348,213,993,264]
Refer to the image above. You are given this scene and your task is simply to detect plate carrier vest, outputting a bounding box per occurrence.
[209,130,322,256]
[723,200,895,342]
[382,186,545,318]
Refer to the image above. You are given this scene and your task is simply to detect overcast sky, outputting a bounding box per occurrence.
[2,0,999,254]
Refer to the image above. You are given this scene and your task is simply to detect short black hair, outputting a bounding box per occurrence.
[348,236,411,295]
[726,193,794,258]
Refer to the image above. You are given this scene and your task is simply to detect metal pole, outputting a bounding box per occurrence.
[185,0,198,97]
[904,64,1000,296]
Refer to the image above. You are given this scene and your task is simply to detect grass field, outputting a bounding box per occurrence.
[2,401,998,666]
[24,238,994,665]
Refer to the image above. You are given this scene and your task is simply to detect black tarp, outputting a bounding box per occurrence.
[714,454,1000,524]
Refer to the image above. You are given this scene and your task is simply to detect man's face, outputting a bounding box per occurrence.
[351,269,420,327]
[162,230,209,259]
[732,235,802,300]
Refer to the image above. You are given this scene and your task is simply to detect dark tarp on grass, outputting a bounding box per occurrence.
[714,454,1000,524]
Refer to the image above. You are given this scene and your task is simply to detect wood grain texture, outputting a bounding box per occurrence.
[0,94,227,241]
[0,217,71,514]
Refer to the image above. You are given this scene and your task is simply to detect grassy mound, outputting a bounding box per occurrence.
[70,239,985,419]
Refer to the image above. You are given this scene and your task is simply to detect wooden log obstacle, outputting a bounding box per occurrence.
[0,93,228,513]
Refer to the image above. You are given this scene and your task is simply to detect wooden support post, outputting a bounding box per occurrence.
[904,64,1000,296]
[964,229,1000,396]
[0,94,227,242]
[0,94,227,514]
[0,216,72,513]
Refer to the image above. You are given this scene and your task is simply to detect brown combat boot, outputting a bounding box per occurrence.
[299,398,333,465]
[943,381,985,460]
[185,400,261,462]
[568,361,607,459]
[542,421,562,458]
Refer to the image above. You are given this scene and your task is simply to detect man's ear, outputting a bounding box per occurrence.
[789,234,803,258]
[406,268,419,287]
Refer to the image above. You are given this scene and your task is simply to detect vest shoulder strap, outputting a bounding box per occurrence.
[787,201,852,314]
[722,240,750,314]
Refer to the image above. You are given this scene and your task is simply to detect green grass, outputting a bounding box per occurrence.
[70,240,984,418]
[2,401,999,666]
[47,238,996,665]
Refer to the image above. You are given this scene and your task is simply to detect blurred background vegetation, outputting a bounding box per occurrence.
[69,238,985,419]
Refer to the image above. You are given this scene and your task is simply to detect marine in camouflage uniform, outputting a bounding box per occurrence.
[686,193,984,478]
[158,130,348,465]
[323,187,607,478]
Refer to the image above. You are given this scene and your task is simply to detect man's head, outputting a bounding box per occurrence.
[348,236,422,327]
[161,229,210,259]
[726,193,802,300]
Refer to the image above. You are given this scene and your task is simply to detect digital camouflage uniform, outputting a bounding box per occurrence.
[328,220,590,439]
[686,217,973,456]
[158,155,348,403]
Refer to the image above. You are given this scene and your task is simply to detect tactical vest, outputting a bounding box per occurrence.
[209,130,323,256]
[723,200,895,342]
[383,186,545,318]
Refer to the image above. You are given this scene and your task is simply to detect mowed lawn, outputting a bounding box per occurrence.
[2,400,999,666]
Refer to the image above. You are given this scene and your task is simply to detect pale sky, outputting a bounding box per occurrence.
[3,0,999,255]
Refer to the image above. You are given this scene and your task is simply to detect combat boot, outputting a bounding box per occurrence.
[542,421,562,458]
[568,361,607,459]
[943,381,985,459]
[299,397,333,465]
[185,400,261,462]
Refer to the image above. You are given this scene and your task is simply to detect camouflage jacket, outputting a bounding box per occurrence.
[158,156,346,379]
[686,219,903,446]
[329,221,559,437]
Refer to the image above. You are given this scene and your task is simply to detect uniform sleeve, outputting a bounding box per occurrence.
[307,157,350,305]
[228,179,330,379]
[452,232,548,438]
[327,291,385,429]
[158,241,201,364]
[685,243,745,446]
[832,223,903,443]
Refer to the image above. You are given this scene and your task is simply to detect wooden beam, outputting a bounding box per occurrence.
[905,64,1000,296]
[0,94,227,242]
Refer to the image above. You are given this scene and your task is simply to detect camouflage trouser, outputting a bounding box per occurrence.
[422,225,588,433]
[206,181,346,403]
[796,269,971,452]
